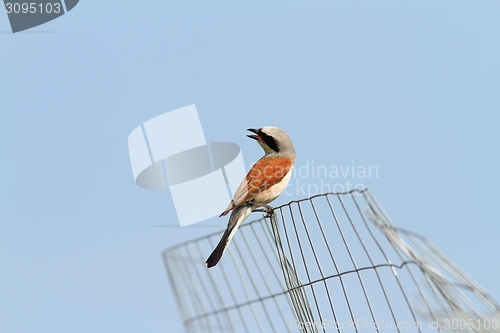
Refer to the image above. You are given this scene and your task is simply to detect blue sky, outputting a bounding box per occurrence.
[1,2,499,332]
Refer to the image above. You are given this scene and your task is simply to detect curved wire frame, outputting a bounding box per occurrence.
[162,189,500,333]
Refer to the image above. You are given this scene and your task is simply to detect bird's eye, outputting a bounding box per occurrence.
[259,132,280,152]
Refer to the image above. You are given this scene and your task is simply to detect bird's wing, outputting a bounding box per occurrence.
[219,156,292,217]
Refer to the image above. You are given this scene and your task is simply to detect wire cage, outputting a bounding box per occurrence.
[162,189,500,333]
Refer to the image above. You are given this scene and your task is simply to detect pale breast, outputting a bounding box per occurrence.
[253,166,294,205]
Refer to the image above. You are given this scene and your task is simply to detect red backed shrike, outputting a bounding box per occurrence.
[206,126,296,268]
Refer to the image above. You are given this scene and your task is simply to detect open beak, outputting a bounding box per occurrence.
[247,128,263,142]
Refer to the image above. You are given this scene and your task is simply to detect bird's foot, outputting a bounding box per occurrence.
[253,203,275,217]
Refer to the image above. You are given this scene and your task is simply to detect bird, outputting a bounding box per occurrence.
[206,126,297,268]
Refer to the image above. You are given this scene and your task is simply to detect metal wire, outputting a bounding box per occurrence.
[163,189,500,333]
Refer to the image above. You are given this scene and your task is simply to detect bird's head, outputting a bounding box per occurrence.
[247,126,296,157]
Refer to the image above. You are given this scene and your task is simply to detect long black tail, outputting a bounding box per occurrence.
[205,229,230,268]
[206,204,253,268]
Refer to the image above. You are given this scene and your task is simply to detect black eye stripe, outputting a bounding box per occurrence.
[258,130,280,152]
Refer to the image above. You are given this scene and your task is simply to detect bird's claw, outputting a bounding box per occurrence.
[253,203,274,218]
[264,209,274,218]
